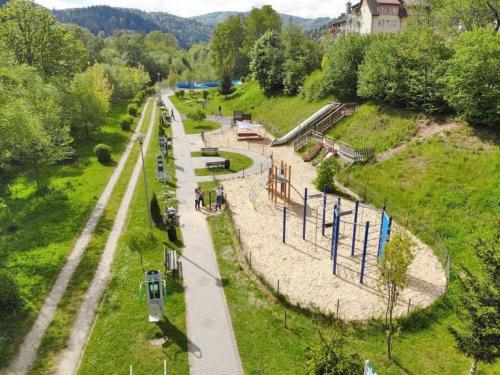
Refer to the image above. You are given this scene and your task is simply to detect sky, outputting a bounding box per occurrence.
[35,0,349,19]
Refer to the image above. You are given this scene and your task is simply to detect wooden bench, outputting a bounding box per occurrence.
[164,247,182,278]
[201,147,219,156]
[56,150,78,165]
[206,160,229,169]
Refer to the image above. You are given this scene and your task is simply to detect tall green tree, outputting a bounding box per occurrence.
[449,234,500,375]
[250,31,285,94]
[281,24,321,96]
[210,15,246,80]
[443,28,500,126]
[69,64,112,138]
[0,0,87,77]
[323,34,371,100]
[377,230,415,359]
[244,5,282,53]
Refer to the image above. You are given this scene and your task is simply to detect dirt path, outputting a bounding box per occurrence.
[377,118,458,162]
[53,104,157,375]
[4,100,152,375]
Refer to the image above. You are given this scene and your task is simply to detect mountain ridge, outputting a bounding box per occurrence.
[190,11,332,31]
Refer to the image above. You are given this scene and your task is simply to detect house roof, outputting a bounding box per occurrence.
[358,0,403,16]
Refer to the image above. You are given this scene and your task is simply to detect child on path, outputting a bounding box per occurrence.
[215,186,223,211]
[194,188,200,210]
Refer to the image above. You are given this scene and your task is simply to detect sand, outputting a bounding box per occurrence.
[206,128,447,321]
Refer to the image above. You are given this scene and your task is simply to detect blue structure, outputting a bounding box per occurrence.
[177,80,242,90]
[302,188,308,240]
[360,222,370,284]
[377,210,392,258]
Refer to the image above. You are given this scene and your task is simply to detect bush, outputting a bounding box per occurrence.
[0,271,22,314]
[302,70,328,102]
[127,103,139,117]
[144,86,156,95]
[315,157,340,192]
[150,193,163,227]
[175,90,185,99]
[120,115,134,131]
[136,90,145,101]
[94,144,112,164]
[187,107,206,122]
[132,97,142,106]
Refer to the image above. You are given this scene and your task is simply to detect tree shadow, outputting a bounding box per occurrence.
[156,315,202,359]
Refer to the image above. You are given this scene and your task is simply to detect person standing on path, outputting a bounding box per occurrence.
[218,105,222,117]
[195,188,200,210]
[215,186,223,211]
[171,108,175,120]
[199,188,205,208]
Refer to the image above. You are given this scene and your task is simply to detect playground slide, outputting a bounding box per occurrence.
[271,103,338,146]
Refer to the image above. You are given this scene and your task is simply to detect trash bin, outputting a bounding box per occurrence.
[224,159,230,169]
[167,227,177,242]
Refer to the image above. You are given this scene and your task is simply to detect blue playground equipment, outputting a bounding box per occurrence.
[294,189,393,284]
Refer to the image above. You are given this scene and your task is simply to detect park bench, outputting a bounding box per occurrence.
[164,247,182,279]
[206,160,230,169]
[201,147,219,156]
[56,150,78,165]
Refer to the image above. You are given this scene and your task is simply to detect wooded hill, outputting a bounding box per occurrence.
[54,6,212,49]
[190,11,332,31]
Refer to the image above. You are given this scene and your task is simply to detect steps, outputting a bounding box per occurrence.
[303,142,323,162]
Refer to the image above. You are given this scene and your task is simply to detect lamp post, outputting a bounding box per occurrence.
[137,132,152,228]
[157,72,161,98]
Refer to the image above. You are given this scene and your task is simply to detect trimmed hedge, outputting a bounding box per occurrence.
[94,143,112,164]
[128,103,139,117]
[120,115,134,131]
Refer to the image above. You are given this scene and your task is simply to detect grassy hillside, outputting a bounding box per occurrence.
[0,101,140,367]
[325,103,422,153]
[172,81,335,137]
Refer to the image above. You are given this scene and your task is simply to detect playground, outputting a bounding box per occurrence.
[211,129,447,321]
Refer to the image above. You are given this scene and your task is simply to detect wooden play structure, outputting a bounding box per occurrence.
[267,156,292,204]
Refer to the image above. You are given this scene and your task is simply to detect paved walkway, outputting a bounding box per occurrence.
[5,100,153,375]
[52,104,157,374]
[162,90,244,375]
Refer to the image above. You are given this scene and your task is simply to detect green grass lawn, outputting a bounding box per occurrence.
[191,151,253,176]
[325,103,421,153]
[171,81,335,137]
[0,100,143,368]
[30,100,154,373]
[77,102,188,374]
[208,204,499,374]
[183,118,220,134]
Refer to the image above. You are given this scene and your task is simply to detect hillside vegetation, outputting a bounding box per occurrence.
[54,6,211,48]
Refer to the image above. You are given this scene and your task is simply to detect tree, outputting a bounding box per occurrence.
[305,325,363,375]
[281,24,321,96]
[166,65,177,90]
[0,0,87,77]
[358,27,451,113]
[377,230,415,359]
[315,157,340,192]
[244,5,282,53]
[69,64,112,138]
[443,28,500,126]
[124,228,160,272]
[250,31,285,94]
[219,72,234,96]
[103,64,150,100]
[323,34,371,100]
[210,15,246,80]
[436,0,500,32]
[449,234,500,375]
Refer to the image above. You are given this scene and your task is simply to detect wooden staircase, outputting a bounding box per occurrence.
[303,142,323,162]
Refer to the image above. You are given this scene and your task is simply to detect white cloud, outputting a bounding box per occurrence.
[36,0,348,19]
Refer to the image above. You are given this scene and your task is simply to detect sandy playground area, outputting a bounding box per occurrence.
[206,128,447,321]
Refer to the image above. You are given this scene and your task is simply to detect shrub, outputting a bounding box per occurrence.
[175,90,185,99]
[136,90,145,101]
[202,90,209,100]
[132,97,142,106]
[315,157,340,192]
[120,115,134,131]
[128,103,139,117]
[187,107,206,123]
[302,70,328,102]
[0,271,23,314]
[150,193,163,227]
[94,144,112,164]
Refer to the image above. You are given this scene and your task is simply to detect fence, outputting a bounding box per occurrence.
[338,169,451,288]
[338,142,375,163]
